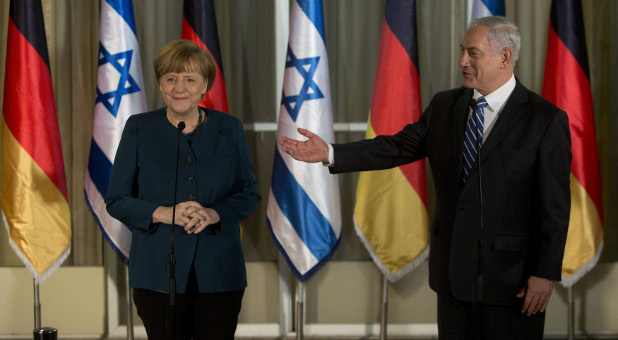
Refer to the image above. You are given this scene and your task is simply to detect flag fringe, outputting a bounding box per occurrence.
[353,215,429,283]
[2,211,71,284]
[560,240,604,288]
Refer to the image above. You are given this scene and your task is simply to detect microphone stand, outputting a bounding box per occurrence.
[468,99,484,340]
[169,121,185,340]
[476,111,484,302]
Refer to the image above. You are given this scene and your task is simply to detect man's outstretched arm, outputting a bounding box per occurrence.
[278,128,329,163]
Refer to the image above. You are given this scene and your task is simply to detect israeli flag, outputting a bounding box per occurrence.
[267,0,341,282]
[468,0,505,25]
[84,0,147,262]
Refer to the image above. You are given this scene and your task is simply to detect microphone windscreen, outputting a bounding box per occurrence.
[178,121,186,131]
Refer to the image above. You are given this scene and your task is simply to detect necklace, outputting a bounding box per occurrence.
[183,108,203,136]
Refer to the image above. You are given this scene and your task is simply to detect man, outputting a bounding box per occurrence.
[278,16,571,339]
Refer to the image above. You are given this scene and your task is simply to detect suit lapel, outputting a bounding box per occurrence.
[479,81,528,163]
[452,88,474,179]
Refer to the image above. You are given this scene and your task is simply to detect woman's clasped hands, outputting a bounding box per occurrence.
[152,201,220,234]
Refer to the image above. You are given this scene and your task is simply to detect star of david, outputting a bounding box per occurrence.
[95,43,141,117]
[281,46,324,121]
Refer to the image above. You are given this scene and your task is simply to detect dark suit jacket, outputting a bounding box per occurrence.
[331,81,571,305]
[105,107,260,294]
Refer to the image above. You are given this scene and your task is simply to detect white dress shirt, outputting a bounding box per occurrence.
[473,74,516,141]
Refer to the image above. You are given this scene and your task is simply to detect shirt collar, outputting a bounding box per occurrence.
[472,74,516,112]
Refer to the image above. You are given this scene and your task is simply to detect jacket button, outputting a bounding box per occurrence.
[188,194,196,201]
[186,157,193,164]
[187,175,195,182]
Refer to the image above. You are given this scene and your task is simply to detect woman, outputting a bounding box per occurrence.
[105,39,260,339]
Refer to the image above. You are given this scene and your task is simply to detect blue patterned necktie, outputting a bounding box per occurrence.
[462,97,487,181]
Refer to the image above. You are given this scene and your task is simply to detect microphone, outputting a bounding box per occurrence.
[168,120,185,339]
[469,99,477,112]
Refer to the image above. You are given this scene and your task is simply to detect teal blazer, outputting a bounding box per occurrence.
[105,107,260,293]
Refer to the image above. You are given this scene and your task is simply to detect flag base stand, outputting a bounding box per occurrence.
[33,327,57,340]
[125,264,134,340]
[295,280,304,340]
[34,279,41,329]
[33,279,58,340]
[567,286,574,340]
[380,275,388,340]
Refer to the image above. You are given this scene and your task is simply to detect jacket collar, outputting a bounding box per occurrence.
[479,79,528,163]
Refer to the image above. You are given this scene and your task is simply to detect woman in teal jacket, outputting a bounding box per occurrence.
[105,40,260,340]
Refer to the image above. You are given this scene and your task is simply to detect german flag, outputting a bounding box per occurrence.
[2,0,71,283]
[182,0,229,112]
[542,0,604,286]
[353,0,429,282]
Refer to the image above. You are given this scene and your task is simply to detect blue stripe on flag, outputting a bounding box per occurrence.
[105,0,137,35]
[297,0,326,44]
[87,140,113,197]
[84,189,130,263]
[482,0,505,16]
[271,148,338,260]
[267,216,340,282]
[469,0,505,24]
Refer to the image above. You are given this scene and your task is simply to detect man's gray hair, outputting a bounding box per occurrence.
[469,16,521,65]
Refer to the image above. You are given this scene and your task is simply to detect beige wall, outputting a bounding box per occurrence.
[1,261,618,338]
[0,267,105,336]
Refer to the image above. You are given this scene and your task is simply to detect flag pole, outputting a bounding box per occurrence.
[295,280,304,340]
[567,286,575,340]
[33,279,41,329]
[125,264,134,340]
[380,275,389,340]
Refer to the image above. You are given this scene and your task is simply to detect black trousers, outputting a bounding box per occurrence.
[133,268,244,340]
[437,293,545,340]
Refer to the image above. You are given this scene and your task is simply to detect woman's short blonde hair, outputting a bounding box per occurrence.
[153,39,216,92]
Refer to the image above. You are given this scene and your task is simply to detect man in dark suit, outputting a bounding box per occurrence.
[278,16,571,339]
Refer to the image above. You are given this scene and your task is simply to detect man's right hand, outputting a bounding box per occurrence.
[278,128,329,163]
